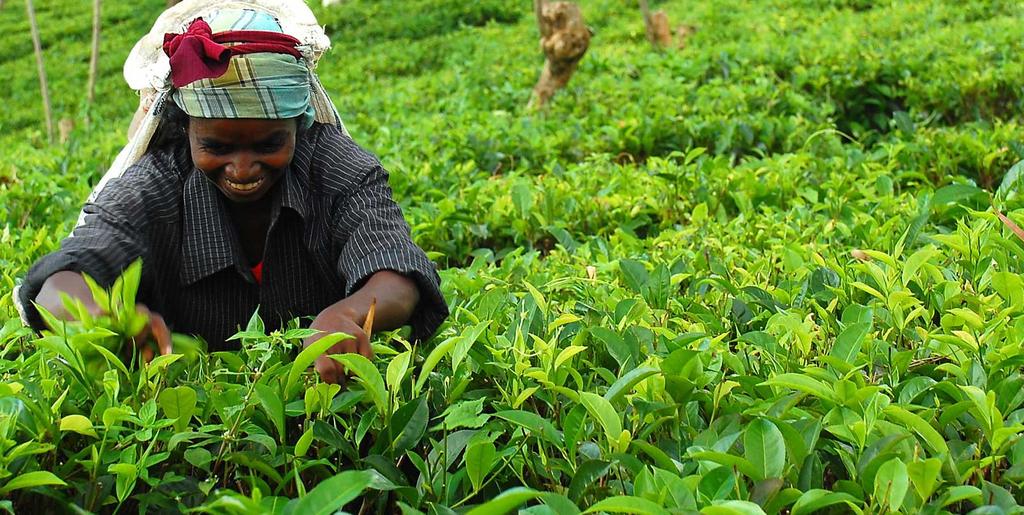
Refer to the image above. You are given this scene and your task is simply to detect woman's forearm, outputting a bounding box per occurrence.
[314,270,420,333]
[34,271,102,322]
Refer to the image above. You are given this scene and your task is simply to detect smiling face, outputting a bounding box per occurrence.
[187,118,298,204]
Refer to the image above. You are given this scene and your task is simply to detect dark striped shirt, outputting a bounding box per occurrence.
[18,123,448,349]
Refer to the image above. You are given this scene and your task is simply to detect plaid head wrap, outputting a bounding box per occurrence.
[164,9,315,128]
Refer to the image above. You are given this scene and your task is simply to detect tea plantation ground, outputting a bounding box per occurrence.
[1,0,1024,513]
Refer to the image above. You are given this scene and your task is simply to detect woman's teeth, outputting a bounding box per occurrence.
[226,177,264,192]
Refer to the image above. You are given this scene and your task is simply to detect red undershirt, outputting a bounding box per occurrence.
[251,261,263,285]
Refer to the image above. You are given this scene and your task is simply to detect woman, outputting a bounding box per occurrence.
[16,6,448,384]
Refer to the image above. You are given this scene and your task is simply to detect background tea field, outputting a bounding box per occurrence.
[1,0,1024,513]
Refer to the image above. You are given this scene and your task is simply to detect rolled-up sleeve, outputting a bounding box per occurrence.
[18,167,153,330]
[331,163,448,341]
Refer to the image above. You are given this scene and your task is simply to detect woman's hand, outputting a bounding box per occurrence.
[36,271,172,361]
[303,270,420,384]
[133,304,173,362]
[305,305,371,384]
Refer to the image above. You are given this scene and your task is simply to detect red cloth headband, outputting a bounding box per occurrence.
[162,18,304,88]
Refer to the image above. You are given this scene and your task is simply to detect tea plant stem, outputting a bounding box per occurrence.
[291,459,302,497]
[87,434,109,511]
[357,495,374,515]
[212,359,270,484]
[441,420,448,503]
[616,464,628,496]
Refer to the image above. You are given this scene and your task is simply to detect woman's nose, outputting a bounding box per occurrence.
[225,154,258,178]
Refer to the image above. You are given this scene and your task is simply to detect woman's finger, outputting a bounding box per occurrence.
[330,338,355,356]
[314,356,341,384]
[149,312,173,356]
[134,306,153,342]
[357,332,373,359]
[141,345,154,363]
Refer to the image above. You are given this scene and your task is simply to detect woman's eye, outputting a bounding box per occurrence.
[200,144,231,155]
[257,143,284,153]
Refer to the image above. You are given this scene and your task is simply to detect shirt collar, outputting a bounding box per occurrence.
[280,129,315,220]
[180,171,244,286]
[279,161,308,221]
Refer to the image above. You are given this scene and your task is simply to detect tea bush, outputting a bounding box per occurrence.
[2,0,1024,513]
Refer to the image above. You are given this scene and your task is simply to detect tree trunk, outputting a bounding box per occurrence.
[638,0,671,49]
[638,0,655,44]
[87,0,101,106]
[534,0,545,32]
[166,0,182,6]
[650,11,672,48]
[639,1,674,50]
[530,1,590,109]
[26,0,54,142]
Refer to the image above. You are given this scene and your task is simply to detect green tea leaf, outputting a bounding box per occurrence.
[494,410,562,445]
[938,485,982,507]
[901,245,939,287]
[523,281,548,316]
[873,458,909,513]
[512,181,533,217]
[59,414,97,438]
[579,392,622,448]
[439,397,489,431]
[702,500,768,515]
[554,345,587,370]
[386,350,411,391]
[289,470,373,515]
[157,386,197,433]
[465,440,497,492]
[831,322,871,364]
[790,489,861,515]
[583,495,669,514]
[465,487,543,515]
[959,385,997,437]
[620,259,649,294]
[762,373,836,403]
[330,353,388,415]
[991,272,1024,310]
[145,353,183,379]
[87,340,130,377]
[388,396,428,455]
[286,332,351,398]
[893,111,914,138]
[907,458,942,501]
[744,418,786,480]
[883,405,949,456]
[604,366,660,404]
[254,383,285,439]
[294,427,314,458]
[0,471,67,494]
[690,451,758,479]
[629,441,677,472]
[540,493,582,515]
[932,184,986,208]
[413,334,459,395]
[568,459,611,502]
